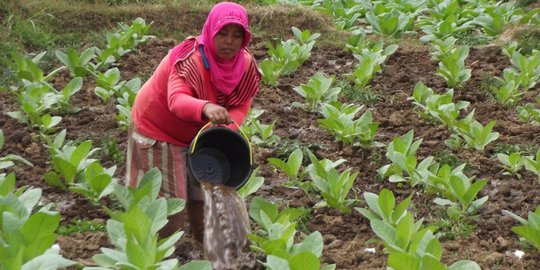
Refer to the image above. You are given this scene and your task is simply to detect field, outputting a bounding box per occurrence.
[1,0,540,269]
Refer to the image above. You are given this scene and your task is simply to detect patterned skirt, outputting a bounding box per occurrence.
[125,125,202,201]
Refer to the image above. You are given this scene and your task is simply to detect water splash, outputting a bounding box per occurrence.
[202,182,251,270]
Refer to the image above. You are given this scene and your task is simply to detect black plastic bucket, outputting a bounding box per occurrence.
[187,124,252,189]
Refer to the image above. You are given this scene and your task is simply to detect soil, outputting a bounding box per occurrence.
[2,7,540,270]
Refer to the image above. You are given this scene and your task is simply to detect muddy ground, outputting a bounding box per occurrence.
[1,7,540,270]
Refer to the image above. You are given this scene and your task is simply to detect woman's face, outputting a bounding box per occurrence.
[214,24,245,60]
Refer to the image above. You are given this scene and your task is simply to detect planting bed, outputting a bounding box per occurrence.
[1,10,540,270]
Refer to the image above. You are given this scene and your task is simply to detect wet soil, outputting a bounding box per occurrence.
[1,18,540,270]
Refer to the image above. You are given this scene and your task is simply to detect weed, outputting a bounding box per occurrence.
[434,150,461,168]
[274,138,320,165]
[492,143,538,155]
[56,219,106,235]
[516,29,540,55]
[98,134,125,164]
[478,73,499,94]
[368,148,385,165]
[517,0,537,7]
[454,30,492,47]
[432,217,476,241]
[337,80,382,105]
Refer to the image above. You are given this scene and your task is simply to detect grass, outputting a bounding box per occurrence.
[516,29,540,55]
[433,150,463,169]
[2,0,347,60]
[56,219,107,235]
[98,134,125,164]
[337,80,382,105]
[433,217,476,241]
[492,143,539,155]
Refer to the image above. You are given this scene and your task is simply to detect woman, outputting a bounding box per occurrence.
[126,2,260,242]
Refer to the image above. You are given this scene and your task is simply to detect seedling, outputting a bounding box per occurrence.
[502,205,540,252]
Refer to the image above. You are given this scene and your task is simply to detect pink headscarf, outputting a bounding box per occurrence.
[196,2,251,95]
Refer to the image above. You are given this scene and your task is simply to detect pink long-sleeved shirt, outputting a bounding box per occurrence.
[132,48,259,146]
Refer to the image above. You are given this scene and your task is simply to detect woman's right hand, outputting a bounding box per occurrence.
[202,103,232,125]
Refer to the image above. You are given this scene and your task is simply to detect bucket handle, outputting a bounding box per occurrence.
[190,121,253,165]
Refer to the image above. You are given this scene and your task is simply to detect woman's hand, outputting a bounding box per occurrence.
[202,103,232,125]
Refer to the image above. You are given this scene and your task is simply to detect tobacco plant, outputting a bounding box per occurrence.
[436,46,471,88]
[355,188,415,227]
[293,72,341,112]
[259,59,283,87]
[450,110,500,150]
[0,173,76,269]
[69,162,118,204]
[55,47,96,77]
[419,15,474,43]
[247,119,280,147]
[88,168,210,270]
[507,49,540,90]
[268,148,304,184]
[238,167,265,200]
[9,51,64,85]
[366,9,410,38]
[429,36,457,62]
[291,26,321,47]
[318,102,379,147]
[249,196,308,230]
[44,139,100,189]
[491,69,524,106]
[502,205,540,252]
[360,189,480,270]
[305,151,358,214]
[116,92,134,131]
[517,103,540,125]
[94,68,128,102]
[93,17,153,70]
[312,0,365,30]
[409,82,469,125]
[377,130,436,187]
[7,83,61,132]
[522,149,540,182]
[431,164,489,220]
[248,197,334,270]
[472,2,524,36]
[496,152,525,178]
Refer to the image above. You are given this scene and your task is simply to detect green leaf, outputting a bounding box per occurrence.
[448,260,481,270]
[371,220,397,250]
[289,252,320,270]
[512,225,540,249]
[21,248,75,270]
[420,255,446,270]
[166,198,185,216]
[379,188,396,222]
[71,140,93,169]
[388,252,419,270]
[62,77,83,100]
[463,179,488,207]
[0,173,16,196]
[395,213,414,250]
[393,193,413,224]
[238,167,265,200]
[21,211,60,260]
[179,260,212,270]
[52,157,77,184]
[364,192,384,219]
[291,231,323,256]
[249,196,278,226]
[18,188,42,214]
[265,255,290,270]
